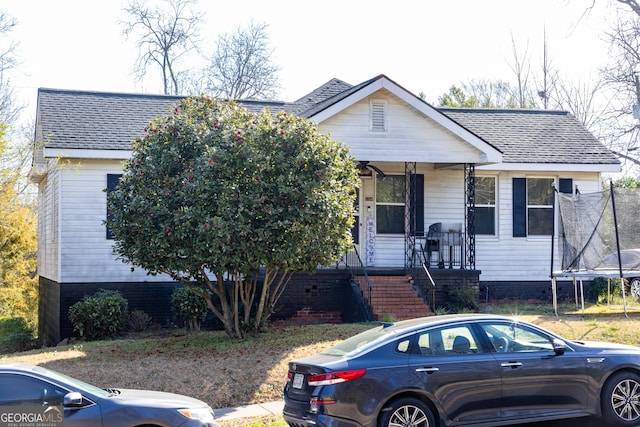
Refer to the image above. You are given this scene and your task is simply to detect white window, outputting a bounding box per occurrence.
[475,176,496,236]
[527,177,554,236]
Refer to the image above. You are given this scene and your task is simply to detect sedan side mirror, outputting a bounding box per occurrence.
[552,338,566,356]
[63,392,83,407]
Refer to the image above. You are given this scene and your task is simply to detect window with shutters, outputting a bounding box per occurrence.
[475,176,496,236]
[370,100,387,131]
[513,177,570,237]
[376,174,424,235]
[376,175,404,234]
[527,178,554,236]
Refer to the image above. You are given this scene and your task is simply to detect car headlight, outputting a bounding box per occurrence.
[177,407,216,423]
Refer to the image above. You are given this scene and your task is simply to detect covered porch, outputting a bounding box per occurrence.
[334,161,482,319]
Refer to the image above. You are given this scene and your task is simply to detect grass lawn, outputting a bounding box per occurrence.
[2,300,640,426]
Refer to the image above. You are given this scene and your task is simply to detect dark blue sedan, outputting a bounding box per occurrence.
[283,314,640,427]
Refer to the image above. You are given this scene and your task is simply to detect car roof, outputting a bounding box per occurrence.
[0,363,64,380]
[381,313,515,335]
[0,362,41,372]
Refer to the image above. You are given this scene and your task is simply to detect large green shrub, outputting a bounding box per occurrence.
[68,290,129,340]
[0,317,37,354]
[171,287,208,331]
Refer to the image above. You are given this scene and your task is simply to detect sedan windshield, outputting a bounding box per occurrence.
[40,367,111,397]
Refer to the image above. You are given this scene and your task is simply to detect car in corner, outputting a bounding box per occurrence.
[0,362,219,427]
[600,249,640,297]
[283,313,640,427]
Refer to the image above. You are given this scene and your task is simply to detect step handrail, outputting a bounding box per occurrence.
[422,263,437,313]
[337,245,374,321]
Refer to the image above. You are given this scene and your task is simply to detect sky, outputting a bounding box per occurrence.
[1,0,624,125]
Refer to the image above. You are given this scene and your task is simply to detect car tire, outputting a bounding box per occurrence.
[601,371,640,426]
[629,278,640,298]
[379,397,435,427]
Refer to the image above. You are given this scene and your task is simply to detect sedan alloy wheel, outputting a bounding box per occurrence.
[602,372,640,426]
[380,398,435,427]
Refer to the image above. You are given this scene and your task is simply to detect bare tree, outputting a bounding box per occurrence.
[202,21,279,100]
[507,34,540,108]
[615,0,640,15]
[121,0,202,95]
[598,14,640,168]
[0,11,23,127]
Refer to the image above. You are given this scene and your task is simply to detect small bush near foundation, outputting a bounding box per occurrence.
[128,310,152,332]
[445,287,479,313]
[171,287,208,331]
[68,289,129,340]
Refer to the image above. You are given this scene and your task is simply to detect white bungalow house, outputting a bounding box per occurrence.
[30,75,620,344]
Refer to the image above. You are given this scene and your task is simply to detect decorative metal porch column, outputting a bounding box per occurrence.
[405,162,417,269]
[464,163,476,269]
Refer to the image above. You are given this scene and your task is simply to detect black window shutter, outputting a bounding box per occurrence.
[512,178,526,237]
[558,178,573,194]
[410,174,425,236]
[106,174,122,240]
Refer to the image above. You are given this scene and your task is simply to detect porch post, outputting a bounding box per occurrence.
[464,163,476,269]
[405,162,417,269]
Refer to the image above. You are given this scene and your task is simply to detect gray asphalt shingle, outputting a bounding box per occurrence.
[440,108,619,165]
[36,77,620,167]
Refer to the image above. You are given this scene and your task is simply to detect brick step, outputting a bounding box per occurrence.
[366,277,413,284]
[354,274,433,321]
[370,289,421,296]
[371,295,424,307]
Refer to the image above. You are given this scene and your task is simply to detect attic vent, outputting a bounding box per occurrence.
[370,101,387,131]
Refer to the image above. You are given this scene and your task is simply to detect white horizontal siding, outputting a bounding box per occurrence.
[36,167,60,282]
[365,167,603,281]
[319,91,487,164]
[475,171,602,281]
[58,159,173,283]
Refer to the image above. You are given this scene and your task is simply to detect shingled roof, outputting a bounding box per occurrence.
[440,108,620,165]
[35,89,291,151]
[35,77,620,167]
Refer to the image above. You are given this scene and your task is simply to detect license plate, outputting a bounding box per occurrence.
[293,373,304,389]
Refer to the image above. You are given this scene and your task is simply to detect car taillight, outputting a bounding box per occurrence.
[307,369,366,386]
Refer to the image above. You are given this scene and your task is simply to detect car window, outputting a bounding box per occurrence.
[416,324,481,355]
[395,338,411,354]
[321,326,392,357]
[479,322,554,353]
[0,374,68,406]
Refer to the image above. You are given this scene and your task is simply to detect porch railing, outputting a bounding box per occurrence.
[335,246,374,321]
[415,230,466,269]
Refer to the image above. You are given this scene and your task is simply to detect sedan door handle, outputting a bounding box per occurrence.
[501,362,523,368]
[415,367,439,373]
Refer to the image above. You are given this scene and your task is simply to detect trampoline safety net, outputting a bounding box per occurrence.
[557,187,640,276]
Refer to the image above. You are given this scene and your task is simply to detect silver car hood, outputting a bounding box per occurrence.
[110,388,210,409]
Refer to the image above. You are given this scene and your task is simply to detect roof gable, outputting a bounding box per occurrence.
[304,74,503,163]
